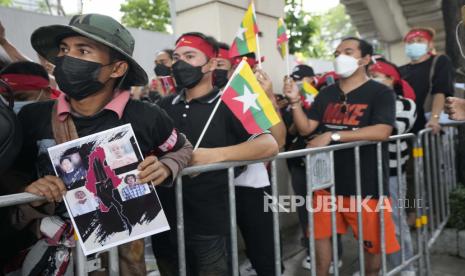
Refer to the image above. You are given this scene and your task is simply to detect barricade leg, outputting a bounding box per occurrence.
[176,177,187,276]
[270,160,282,276]
[228,167,239,276]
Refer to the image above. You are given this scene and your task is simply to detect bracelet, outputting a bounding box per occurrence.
[432,114,440,119]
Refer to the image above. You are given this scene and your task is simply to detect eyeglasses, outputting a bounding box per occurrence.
[339,93,347,113]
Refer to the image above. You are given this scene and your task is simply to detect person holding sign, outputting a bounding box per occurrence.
[8,14,192,275]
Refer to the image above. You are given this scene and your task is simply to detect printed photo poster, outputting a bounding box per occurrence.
[47,124,170,255]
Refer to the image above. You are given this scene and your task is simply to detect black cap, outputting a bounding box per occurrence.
[291,65,315,81]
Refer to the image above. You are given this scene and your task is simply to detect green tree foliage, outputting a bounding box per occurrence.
[120,0,171,33]
[285,2,358,59]
[0,0,13,7]
[284,0,319,57]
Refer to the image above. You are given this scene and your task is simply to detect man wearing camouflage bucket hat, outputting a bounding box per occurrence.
[8,14,192,275]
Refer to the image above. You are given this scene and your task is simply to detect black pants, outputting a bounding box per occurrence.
[236,186,278,276]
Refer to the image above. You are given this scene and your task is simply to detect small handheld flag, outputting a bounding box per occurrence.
[300,81,318,109]
[277,18,289,59]
[221,59,281,134]
[229,3,260,58]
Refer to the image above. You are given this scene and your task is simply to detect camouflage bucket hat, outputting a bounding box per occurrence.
[31,13,148,87]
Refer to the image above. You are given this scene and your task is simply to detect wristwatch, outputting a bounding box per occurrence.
[330,132,341,142]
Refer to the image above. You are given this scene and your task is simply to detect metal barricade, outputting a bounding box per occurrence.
[417,122,462,274]
[0,126,462,275]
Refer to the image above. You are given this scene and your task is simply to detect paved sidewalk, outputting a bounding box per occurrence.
[145,225,465,276]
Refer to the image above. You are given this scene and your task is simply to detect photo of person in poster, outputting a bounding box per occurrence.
[67,189,98,217]
[47,124,169,255]
[120,173,150,201]
[105,141,138,169]
[58,153,86,188]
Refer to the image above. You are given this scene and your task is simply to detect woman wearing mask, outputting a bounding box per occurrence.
[369,57,417,276]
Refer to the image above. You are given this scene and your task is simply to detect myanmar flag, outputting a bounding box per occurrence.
[221,60,281,134]
[229,3,259,58]
[300,81,318,109]
[276,18,288,59]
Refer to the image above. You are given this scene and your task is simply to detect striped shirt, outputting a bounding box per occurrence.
[389,96,417,176]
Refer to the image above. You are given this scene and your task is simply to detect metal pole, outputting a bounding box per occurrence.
[354,146,365,275]
[329,151,339,276]
[377,143,387,275]
[431,134,441,229]
[423,132,434,236]
[305,154,317,276]
[395,139,406,264]
[415,136,428,276]
[270,160,282,276]
[228,167,239,276]
[436,133,447,222]
[74,242,87,276]
[108,247,119,276]
[176,177,186,276]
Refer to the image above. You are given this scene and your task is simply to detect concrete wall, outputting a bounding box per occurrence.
[0,6,175,80]
[175,0,288,95]
[385,41,410,66]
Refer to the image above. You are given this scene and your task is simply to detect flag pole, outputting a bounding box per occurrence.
[193,60,245,150]
[252,1,262,69]
[194,97,222,150]
[285,31,291,77]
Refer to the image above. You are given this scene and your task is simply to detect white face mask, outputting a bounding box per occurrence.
[334,54,360,78]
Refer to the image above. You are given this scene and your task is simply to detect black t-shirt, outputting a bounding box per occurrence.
[308,80,396,197]
[158,88,252,235]
[282,106,312,168]
[399,55,454,133]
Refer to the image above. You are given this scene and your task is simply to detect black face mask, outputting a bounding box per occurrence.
[212,69,229,88]
[172,60,205,89]
[154,63,172,77]
[53,56,111,101]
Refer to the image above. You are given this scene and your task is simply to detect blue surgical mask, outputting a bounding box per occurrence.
[405,43,428,61]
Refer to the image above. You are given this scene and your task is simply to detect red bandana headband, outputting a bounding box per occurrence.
[217,48,232,62]
[370,61,400,83]
[0,74,49,93]
[231,55,265,68]
[175,35,215,59]
[404,30,433,42]
[369,62,416,101]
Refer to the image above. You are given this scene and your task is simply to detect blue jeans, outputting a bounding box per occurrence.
[387,175,415,272]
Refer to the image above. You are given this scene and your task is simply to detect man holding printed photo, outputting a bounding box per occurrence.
[8,14,192,275]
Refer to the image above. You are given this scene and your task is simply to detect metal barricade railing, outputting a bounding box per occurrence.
[417,122,462,274]
[0,126,462,276]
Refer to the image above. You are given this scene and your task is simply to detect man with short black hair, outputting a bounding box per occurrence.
[9,13,192,275]
[157,32,278,275]
[285,37,399,276]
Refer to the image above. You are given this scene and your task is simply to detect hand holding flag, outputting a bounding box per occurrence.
[221,59,281,134]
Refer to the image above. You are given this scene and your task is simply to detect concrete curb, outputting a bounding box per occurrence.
[430,228,465,258]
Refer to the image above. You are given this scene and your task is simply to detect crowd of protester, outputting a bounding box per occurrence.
[0,12,460,276]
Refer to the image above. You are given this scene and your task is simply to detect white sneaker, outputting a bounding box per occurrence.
[239,259,257,276]
[301,255,311,270]
[302,255,342,274]
[329,260,343,274]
